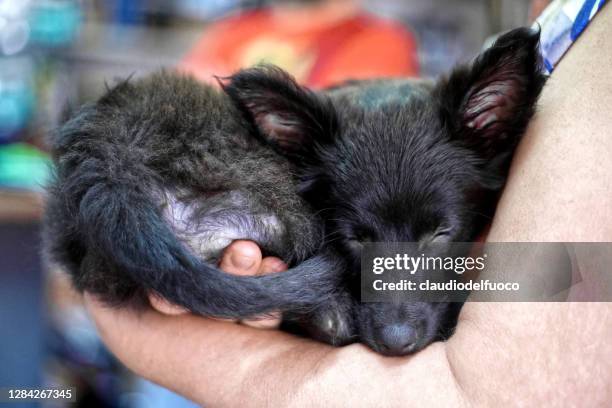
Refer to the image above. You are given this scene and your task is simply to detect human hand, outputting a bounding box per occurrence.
[148,239,286,328]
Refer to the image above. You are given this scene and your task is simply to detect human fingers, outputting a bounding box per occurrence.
[241,256,287,329]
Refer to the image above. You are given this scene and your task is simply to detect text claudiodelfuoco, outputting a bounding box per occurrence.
[370,253,521,293]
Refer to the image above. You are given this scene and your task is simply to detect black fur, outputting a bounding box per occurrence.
[226,27,546,355]
[44,27,545,357]
[44,72,344,319]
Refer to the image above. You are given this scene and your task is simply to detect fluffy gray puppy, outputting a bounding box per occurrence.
[44,72,342,319]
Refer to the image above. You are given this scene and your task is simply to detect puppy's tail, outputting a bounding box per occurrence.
[76,180,342,318]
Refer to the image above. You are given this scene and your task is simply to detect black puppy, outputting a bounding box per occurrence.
[44,72,344,319]
[225,27,545,355]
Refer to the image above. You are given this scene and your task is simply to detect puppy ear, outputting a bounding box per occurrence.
[222,65,338,160]
[436,27,546,157]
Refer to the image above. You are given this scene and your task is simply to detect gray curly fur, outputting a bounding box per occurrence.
[43,71,342,318]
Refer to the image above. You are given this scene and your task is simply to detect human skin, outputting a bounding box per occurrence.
[84,4,612,407]
[148,241,284,329]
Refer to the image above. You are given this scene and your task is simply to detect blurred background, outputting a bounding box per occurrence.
[0,0,536,406]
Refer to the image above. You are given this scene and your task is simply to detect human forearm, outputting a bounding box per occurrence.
[87,295,324,407]
[86,294,464,407]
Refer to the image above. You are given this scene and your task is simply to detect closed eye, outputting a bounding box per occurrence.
[346,228,375,249]
[430,227,452,243]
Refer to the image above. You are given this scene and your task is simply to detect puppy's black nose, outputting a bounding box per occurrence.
[378,324,418,356]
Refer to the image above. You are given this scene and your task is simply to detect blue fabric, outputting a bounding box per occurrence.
[571,0,598,40]
[534,0,607,74]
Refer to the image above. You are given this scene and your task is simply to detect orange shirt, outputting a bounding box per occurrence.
[179,9,419,88]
